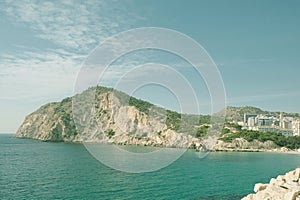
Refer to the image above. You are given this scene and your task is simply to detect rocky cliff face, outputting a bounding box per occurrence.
[16,86,202,149]
[15,97,80,142]
[242,167,300,200]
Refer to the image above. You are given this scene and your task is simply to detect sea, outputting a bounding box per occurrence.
[1,133,300,200]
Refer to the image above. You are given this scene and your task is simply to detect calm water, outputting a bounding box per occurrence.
[1,134,300,200]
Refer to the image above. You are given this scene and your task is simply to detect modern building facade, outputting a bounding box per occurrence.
[243,113,299,136]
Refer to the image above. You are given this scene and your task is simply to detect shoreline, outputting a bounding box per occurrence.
[211,149,300,155]
[9,135,300,155]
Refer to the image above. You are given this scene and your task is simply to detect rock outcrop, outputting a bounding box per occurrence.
[242,167,300,200]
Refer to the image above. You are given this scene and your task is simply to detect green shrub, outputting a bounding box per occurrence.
[166,110,181,131]
[106,129,115,138]
[221,128,230,135]
[199,115,211,125]
[195,126,208,138]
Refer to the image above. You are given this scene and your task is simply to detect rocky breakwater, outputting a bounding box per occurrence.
[242,167,300,200]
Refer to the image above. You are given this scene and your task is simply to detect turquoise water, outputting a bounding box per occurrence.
[1,134,300,200]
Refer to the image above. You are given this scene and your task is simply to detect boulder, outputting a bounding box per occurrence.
[254,183,268,192]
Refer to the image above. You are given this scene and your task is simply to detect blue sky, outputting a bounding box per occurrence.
[0,0,299,133]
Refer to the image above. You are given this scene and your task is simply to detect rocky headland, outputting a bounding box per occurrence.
[16,86,207,150]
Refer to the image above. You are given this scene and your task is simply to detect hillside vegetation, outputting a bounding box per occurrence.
[220,130,300,149]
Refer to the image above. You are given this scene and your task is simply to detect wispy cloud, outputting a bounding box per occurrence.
[0,49,82,101]
[0,0,145,102]
[1,0,141,52]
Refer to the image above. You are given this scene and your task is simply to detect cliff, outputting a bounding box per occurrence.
[242,167,300,200]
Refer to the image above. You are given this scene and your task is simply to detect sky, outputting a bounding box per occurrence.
[0,0,299,133]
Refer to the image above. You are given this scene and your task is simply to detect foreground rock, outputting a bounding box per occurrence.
[242,167,300,200]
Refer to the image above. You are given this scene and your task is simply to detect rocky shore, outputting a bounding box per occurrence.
[242,167,300,200]
[212,138,300,154]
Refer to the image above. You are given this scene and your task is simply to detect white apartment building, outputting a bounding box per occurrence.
[293,120,300,136]
[243,113,299,136]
